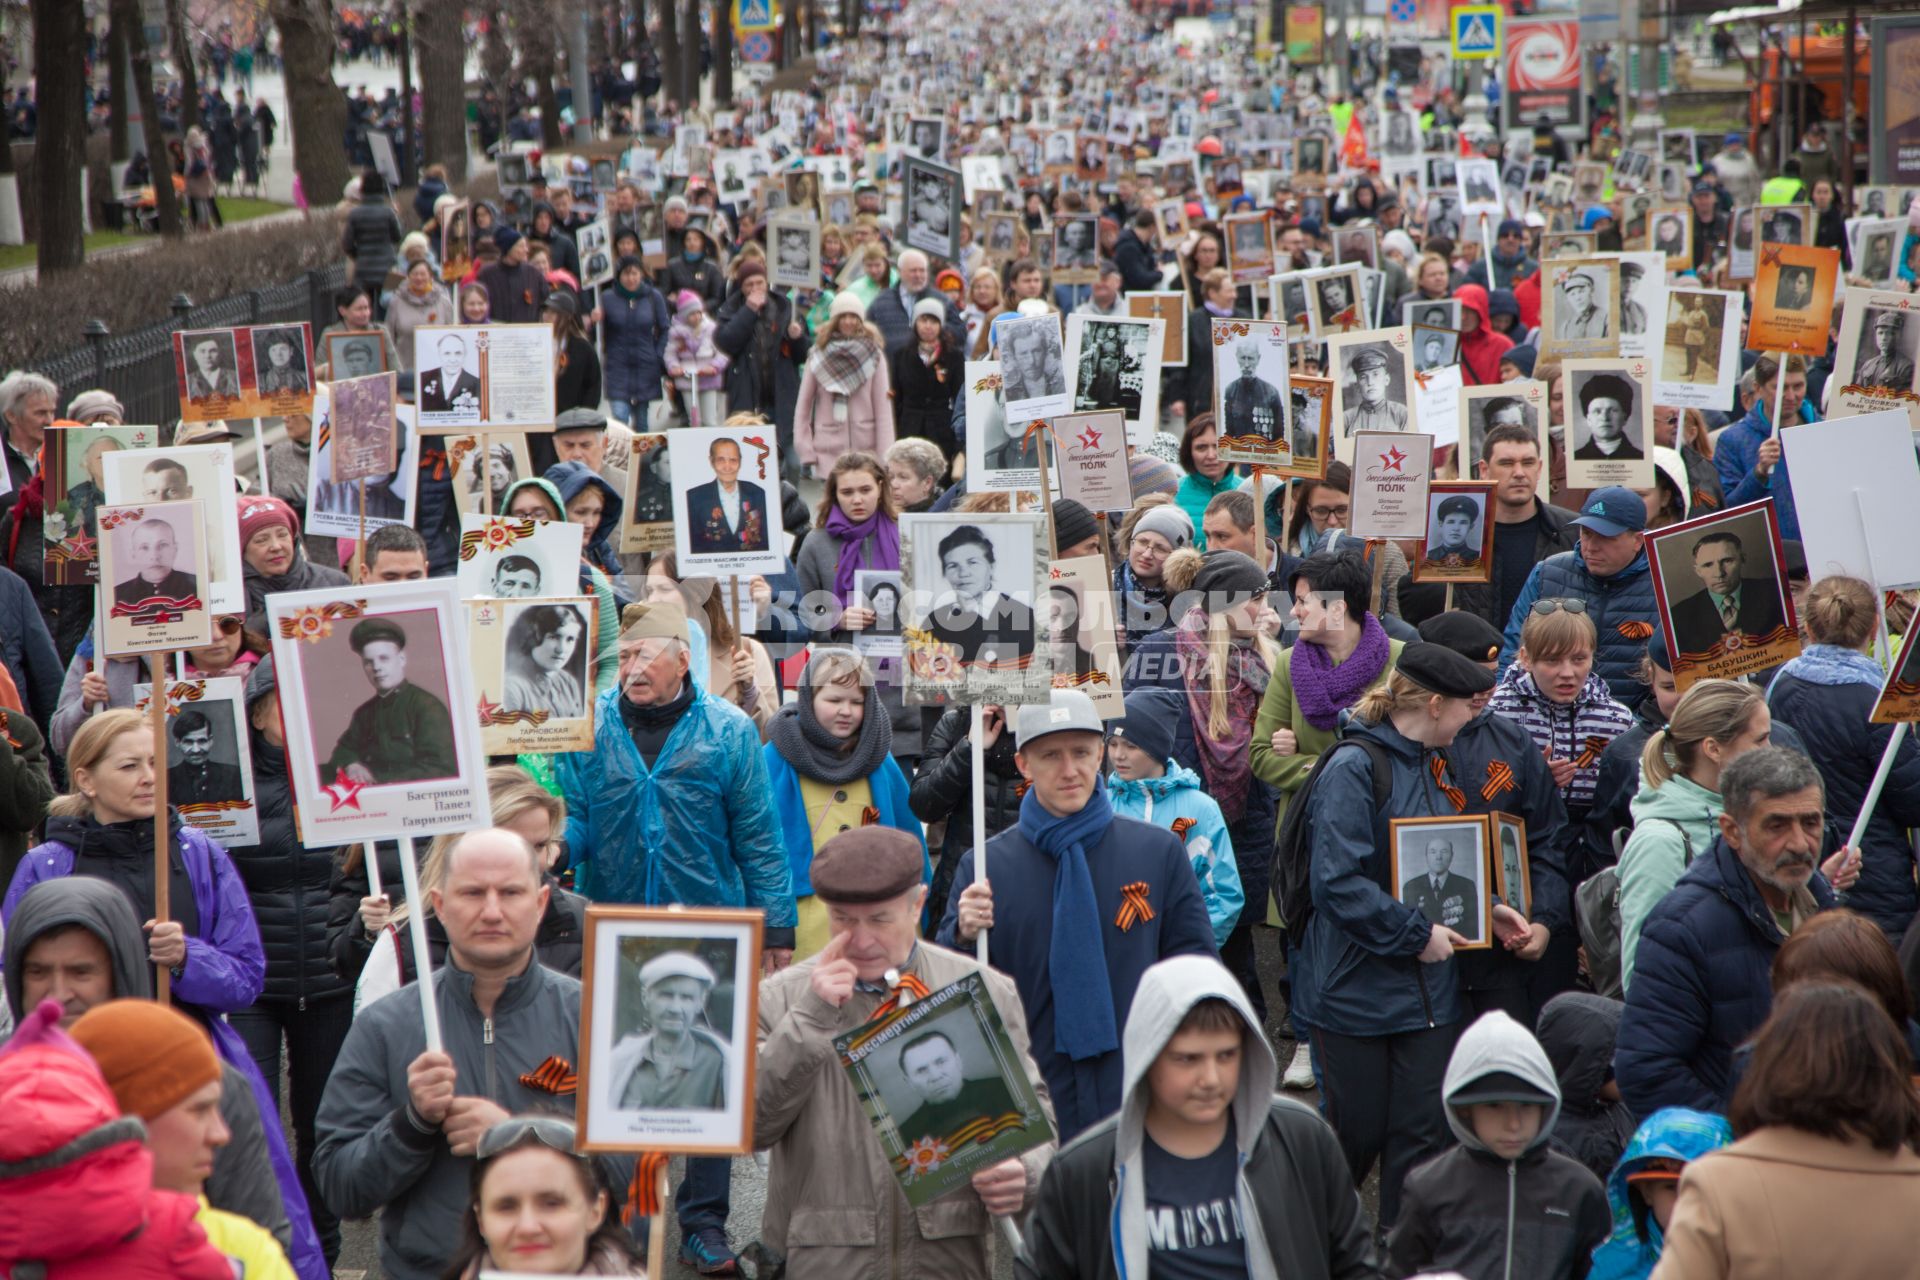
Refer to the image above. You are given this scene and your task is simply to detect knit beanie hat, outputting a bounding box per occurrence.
[66,389,124,423]
[1132,504,1194,550]
[494,225,523,253]
[912,297,948,325]
[238,495,299,548]
[829,291,868,321]
[1501,344,1538,378]
[675,290,704,318]
[68,1000,220,1121]
[733,259,767,286]
[1190,549,1269,602]
[1052,499,1100,552]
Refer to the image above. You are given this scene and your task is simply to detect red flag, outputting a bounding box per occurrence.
[1342,112,1370,169]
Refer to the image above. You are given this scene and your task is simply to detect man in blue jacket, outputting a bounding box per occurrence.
[938,689,1216,1140]
[1111,210,1164,293]
[552,600,793,1276]
[1713,354,1818,541]
[1614,747,1846,1118]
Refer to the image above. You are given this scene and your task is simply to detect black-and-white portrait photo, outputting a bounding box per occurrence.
[1403,299,1460,334]
[1424,154,1457,191]
[1464,390,1542,478]
[1544,232,1595,260]
[1336,339,1410,436]
[419,332,480,415]
[167,705,245,806]
[998,314,1069,419]
[853,569,905,659]
[181,329,241,402]
[1417,488,1490,581]
[888,1026,1021,1154]
[1053,216,1099,275]
[327,332,387,381]
[1761,207,1805,247]
[1383,109,1416,156]
[1393,819,1488,944]
[909,115,945,160]
[1660,517,1790,658]
[905,159,961,260]
[1334,226,1377,270]
[1859,228,1900,284]
[1310,269,1361,334]
[1552,265,1613,341]
[458,437,524,514]
[770,219,819,289]
[1413,325,1461,373]
[1651,211,1688,261]
[1071,318,1150,422]
[1297,136,1327,176]
[1568,367,1646,462]
[501,602,589,718]
[251,326,310,397]
[608,945,732,1112]
[911,519,1038,669]
[1213,324,1288,443]
[316,612,459,788]
[1618,260,1654,339]
[1496,816,1529,921]
[983,212,1019,257]
[1853,308,1919,392]
[1661,290,1730,387]
[1287,377,1329,464]
[1772,264,1816,312]
[1456,158,1501,216]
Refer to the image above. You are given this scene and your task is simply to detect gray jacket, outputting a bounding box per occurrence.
[313,953,586,1280]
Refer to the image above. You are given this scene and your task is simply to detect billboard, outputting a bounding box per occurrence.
[1504,17,1584,131]
[1871,16,1920,185]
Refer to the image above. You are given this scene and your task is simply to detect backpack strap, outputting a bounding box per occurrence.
[1650,817,1695,865]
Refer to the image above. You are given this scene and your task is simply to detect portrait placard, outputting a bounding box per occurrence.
[1390,815,1491,949]
[1850,216,1906,287]
[853,569,906,661]
[42,423,158,584]
[1646,206,1691,270]
[439,199,472,282]
[1402,298,1460,334]
[1268,272,1311,340]
[175,324,318,421]
[1562,358,1655,491]
[132,676,259,847]
[1411,324,1461,373]
[1413,481,1494,584]
[1044,555,1123,715]
[413,324,560,431]
[1748,243,1840,357]
[323,331,390,381]
[304,390,421,539]
[901,511,1051,706]
[997,313,1072,423]
[1871,627,1920,724]
[454,513,587,602]
[1065,314,1162,445]
[1051,215,1101,285]
[1050,411,1132,512]
[97,501,213,655]
[449,433,533,516]
[833,972,1052,1206]
[1332,224,1379,270]
[1348,430,1434,540]
[1830,289,1920,430]
[1411,363,1465,450]
[1303,264,1367,338]
[1655,288,1742,411]
[328,371,399,484]
[668,425,786,577]
[267,578,490,843]
[575,215,615,290]
[1327,326,1415,464]
[964,362,1053,493]
[1539,258,1621,360]
[1127,291,1188,367]
[1225,212,1275,286]
[100,442,244,615]
[1727,205,1758,281]
[1493,813,1530,922]
[1646,499,1801,690]
[902,155,964,263]
[578,906,762,1154]
[1268,373,1332,480]
[768,214,822,290]
[1455,157,1504,220]
[980,211,1022,262]
[1211,317,1291,464]
[1755,203,1813,251]
[1778,409,1920,591]
[1460,381,1549,502]
[1542,231,1596,261]
[468,596,598,754]
[620,433,676,553]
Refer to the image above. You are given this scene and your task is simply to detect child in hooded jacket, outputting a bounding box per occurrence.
[665,289,728,427]
[1386,1010,1611,1280]
[1487,602,1634,826]
[1103,687,1244,949]
[1585,1108,1733,1280]
[1537,992,1637,1183]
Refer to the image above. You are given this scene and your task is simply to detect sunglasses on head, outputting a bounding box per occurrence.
[475,1114,580,1161]
[1530,598,1587,617]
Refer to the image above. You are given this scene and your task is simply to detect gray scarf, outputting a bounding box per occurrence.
[769,678,893,785]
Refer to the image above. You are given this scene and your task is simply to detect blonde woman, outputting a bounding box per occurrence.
[351,765,586,1012]
[962,267,1003,351]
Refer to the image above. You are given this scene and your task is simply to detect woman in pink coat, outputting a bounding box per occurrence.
[794,291,894,477]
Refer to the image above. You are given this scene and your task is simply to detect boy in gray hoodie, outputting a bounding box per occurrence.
[1017,954,1381,1280]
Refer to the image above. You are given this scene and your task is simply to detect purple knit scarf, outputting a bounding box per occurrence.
[1289,612,1390,730]
[824,506,900,606]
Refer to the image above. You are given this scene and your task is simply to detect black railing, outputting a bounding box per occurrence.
[37,262,349,424]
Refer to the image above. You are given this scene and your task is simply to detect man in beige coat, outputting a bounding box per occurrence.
[756,827,1054,1277]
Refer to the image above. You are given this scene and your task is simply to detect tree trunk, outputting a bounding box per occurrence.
[166,0,200,133]
[589,1,612,67]
[114,0,182,235]
[267,0,349,210]
[658,0,680,111]
[108,10,130,162]
[517,0,565,150]
[481,0,513,152]
[413,0,467,181]
[712,0,731,107]
[31,0,88,273]
[679,0,699,110]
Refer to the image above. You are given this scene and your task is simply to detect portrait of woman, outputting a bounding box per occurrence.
[1045,583,1099,681]
[926,523,1034,666]
[502,603,588,718]
[467,440,519,511]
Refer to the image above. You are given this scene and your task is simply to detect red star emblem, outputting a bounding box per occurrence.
[63,531,97,559]
[1076,423,1103,451]
[1379,444,1408,472]
[476,693,502,726]
[322,769,367,813]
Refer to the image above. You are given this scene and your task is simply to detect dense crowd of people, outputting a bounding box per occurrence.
[1,2,1918,1279]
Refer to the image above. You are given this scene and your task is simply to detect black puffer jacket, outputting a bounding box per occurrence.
[910,706,1024,927]
[1538,992,1637,1183]
[223,729,352,1006]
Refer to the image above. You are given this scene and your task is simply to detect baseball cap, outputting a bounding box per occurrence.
[1015,689,1105,750]
[1625,1157,1687,1185]
[1450,1069,1555,1107]
[1568,487,1648,538]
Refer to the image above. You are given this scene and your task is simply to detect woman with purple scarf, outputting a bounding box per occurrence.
[793,451,925,764]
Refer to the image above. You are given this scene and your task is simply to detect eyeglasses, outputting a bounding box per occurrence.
[476,1114,579,1161]
[215,616,244,635]
[1530,598,1588,617]
[1308,503,1350,520]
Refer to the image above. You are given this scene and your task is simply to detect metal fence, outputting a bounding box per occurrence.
[31,262,350,425]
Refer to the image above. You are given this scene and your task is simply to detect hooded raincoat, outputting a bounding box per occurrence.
[1538,992,1637,1183]
[1455,284,1516,386]
[499,476,620,694]
[1586,1107,1733,1280]
[543,461,627,583]
[1107,762,1245,948]
[1387,1010,1611,1280]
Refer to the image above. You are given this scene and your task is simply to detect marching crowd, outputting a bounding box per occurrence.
[3,2,1920,1280]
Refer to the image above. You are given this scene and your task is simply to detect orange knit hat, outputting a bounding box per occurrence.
[69,999,220,1121]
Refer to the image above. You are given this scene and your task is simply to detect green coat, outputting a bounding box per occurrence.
[325,680,458,784]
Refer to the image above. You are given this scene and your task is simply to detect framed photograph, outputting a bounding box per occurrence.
[328,371,398,484]
[1647,206,1692,270]
[449,433,532,517]
[821,187,855,227]
[1295,134,1331,186]
[247,323,316,416]
[1051,410,1132,511]
[1411,324,1462,373]
[1402,298,1460,334]
[902,155,963,262]
[961,155,1004,204]
[907,115,947,161]
[439,200,472,283]
[1563,358,1656,491]
[1728,205,1759,281]
[173,326,244,420]
[768,215,821,290]
[305,390,421,539]
[323,331,390,382]
[1659,128,1695,164]
[1540,258,1622,360]
[134,676,259,847]
[1225,212,1274,286]
[1850,216,1906,287]
[1871,627,1920,724]
[1382,107,1420,157]
[1327,326,1415,464]
[712,150,755,204]
[1127,291,1188,367]
[1210,157,1243,194]
[1656,288,1742,411]
[997,313,1072,422]
[782,168,821,216]
[853,568,905,660]
[1349,430,1434,540]
[1620,193,1656,248]
[833,971,1052,1206]
[1424,154,1458,193]
[1268,271,1311,339]
[1273,374,1333,480]
[1756,203,1812,249]
[1493,813,1530,922]
[1041,129,1076,171]
[1455,157,1504,220]
[413,324,559,431]
[1616,251,1665,363]
[1542,230,1596,260]
[620,432,675,553]
[669,425,785,577]
[1065,314,1162,445]
[1331,224,1379,271]
[468,596,598,753]
[577,905,761,1154]
[1749,244,1841,356]
[980,211,1022,262]
[575,216,615,290]
[1051,214,1101,284]
[1303,264,1366,338]
[1390,815,1492,949]
[1413,481,1495,583]
[97,501,212,655]
[1211,317,1291,464]
[267,578,490,842]
[966,362,1052,493]
[100,442,244,615]
[1044,554,1123,714]
[1831,289,1920,429]
[41,423,159,584]
[1154,198,1190,241]
[454,512,586,600]
[1461,381,1550,502]
[900,510,1051,706]
[1646,500,1800,690]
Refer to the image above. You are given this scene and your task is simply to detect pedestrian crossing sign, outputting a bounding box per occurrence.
[734,0,775,30]
[1450,4,1502,59]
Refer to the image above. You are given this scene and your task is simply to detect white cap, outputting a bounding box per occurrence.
[638,951,716,990]
[1015,689,1105,750]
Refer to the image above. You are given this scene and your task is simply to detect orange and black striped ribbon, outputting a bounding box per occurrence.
[1115,882,1155,931]
[622,1150,673,1225]
[1615,620,1655,641]
[1170,816,1198,842]
[1430,755,1467,812]
[1573,735,1610,770]
[860,805,881,826]
[1481,760,1516,802]
[518,1055,578,1096]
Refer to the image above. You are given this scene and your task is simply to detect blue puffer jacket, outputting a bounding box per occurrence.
[1714,398,1821,541]
[1614,834,1835,1119]
[1767,648,1920,943]
[554,685,797,949]
[1107,761,1245,948]
[1498,546,1657,701]
[599,279,671,405]
[1291,714,1465,1037]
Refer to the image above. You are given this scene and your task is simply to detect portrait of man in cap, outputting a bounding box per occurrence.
[1554,268,1610,340]
[1421,492,1484,570]
[1572,371,1644,461]
[1340,344,1409,436]
[892,1029,1021,1151]
[608,949,730,1112]
[1856,309,1917,392]
[1221,340,1284,441]
[1665,527,1788,656]
[1399,830,1484,942]
[1618,262,1649,336]
[1763,209,1803,247]
[323,615,458,786]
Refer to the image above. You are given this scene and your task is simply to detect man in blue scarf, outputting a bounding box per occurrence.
[936,690,1217,1139]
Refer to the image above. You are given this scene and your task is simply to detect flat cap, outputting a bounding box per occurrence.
[555,406,609,433]
[1417,612,1504,664]
[1015,689,1104,749]
[1436,495,1479,523]
[619,600,691,647]
[1395,641,1496,698]
[638,950,717,989]
[810,827,925,903]
[349,617,407,652]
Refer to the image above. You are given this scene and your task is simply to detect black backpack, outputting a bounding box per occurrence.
[1270,736,1393,933]
[1576,818,1693,999]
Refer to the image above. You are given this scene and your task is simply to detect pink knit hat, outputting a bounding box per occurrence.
[238,495,299,548]
[675,290,704,318]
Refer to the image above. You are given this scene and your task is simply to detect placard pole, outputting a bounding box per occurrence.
[1845,721,1909,857]
[1854,488,1893,668]
[364,842,384,898]
[396,836,443,1054]
[1767,350,1787,442]
[1251,468,1267,566]
[971,701,990,969]
[149,652,171,1005]
[353,478,368,582]
[1478,211,1496,287]
[1445,582,1455,613]
[647,1160,668,1280]
[1034,424,1058,559]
